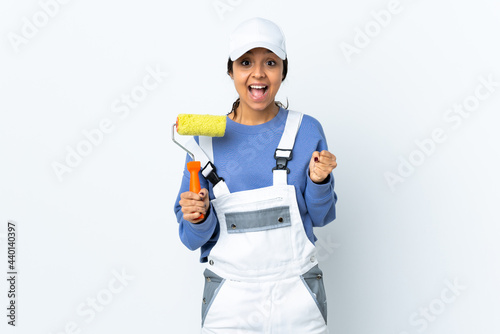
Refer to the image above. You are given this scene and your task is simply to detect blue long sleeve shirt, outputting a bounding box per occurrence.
[174,108,337,262]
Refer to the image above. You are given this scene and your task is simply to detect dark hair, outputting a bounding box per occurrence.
[227,57,289,116]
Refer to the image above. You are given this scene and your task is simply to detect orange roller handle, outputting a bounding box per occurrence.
[186,160,204,220]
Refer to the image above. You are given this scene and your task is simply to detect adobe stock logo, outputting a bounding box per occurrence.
[51,64,168,182]
[47,268,134,334]
[385,74,498,192]
[7,0,73,53]
[339,0,402,63]
[398,278,466,334]
[212,0,244,21]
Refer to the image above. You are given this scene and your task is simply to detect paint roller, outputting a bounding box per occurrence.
[172,114,226,220]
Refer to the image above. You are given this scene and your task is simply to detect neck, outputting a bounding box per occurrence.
[230,102,280,125]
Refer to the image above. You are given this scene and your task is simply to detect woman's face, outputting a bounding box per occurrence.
[230,47,284,115]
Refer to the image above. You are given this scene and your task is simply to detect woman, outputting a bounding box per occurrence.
[174,17,337,333]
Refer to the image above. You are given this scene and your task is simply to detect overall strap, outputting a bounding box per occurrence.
[199,136,214,161]
[184,137,211,171]
[192,137,230,198]
[273,110,303,186]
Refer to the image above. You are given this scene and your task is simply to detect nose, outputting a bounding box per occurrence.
[252,62,265,78]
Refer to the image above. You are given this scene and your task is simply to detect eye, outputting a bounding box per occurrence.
[240,60,251,66]
[267,60,277,66]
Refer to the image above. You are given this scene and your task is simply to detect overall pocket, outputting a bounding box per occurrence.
[224,205,291,233]
[300,264,328,324]
[201,269,225,327]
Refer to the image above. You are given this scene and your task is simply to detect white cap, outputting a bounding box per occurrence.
[229,17,287,61]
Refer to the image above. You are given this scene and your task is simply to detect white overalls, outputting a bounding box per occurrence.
[188,111,328,334]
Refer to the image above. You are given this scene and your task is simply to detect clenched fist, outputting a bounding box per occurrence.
[309,150,337,183]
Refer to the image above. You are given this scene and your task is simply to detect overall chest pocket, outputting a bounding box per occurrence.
[224,206,291,233]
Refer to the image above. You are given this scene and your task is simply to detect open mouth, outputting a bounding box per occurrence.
[248,85,268,99]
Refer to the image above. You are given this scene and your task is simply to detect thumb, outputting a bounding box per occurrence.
[198,188,208,199]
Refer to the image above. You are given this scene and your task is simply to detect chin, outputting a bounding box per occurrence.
[242,99,276,112]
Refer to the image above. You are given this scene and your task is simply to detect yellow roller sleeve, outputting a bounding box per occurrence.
[176,114,226,137]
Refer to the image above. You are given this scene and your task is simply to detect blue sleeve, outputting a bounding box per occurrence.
[303,119,337,227]
[173,148,220,262]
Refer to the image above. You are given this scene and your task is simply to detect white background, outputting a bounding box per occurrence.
[1,0,499,333]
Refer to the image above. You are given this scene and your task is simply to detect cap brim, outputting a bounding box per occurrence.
[230,41,286,61]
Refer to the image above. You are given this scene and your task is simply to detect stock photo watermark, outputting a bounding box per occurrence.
[340,0,403,63]
[212,0,244,21]
[47,268,134,334]
[398,277,466,333]
[51,64,168,182]
[7,0,73,53]
[385,73,498,192]
[234,296,282,333]
[227,234,338,333]
[316,233,341,262]
[6,220,18,326]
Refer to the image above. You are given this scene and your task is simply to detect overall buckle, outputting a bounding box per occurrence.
[201,161,224,185]
[273,149,293,174]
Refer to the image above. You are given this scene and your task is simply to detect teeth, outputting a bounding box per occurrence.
[250,85,267,89]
